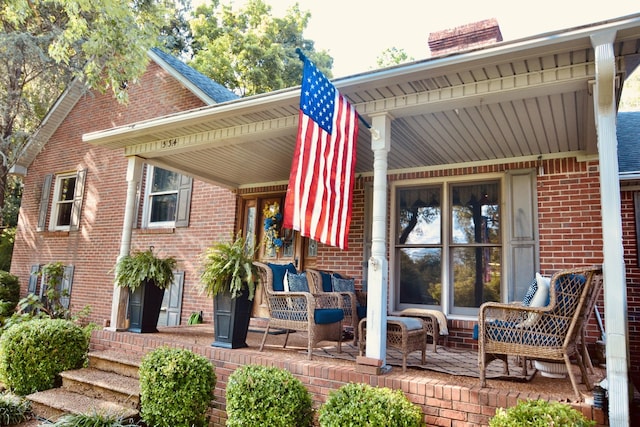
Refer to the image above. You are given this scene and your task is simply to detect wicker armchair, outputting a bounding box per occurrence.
[307,269,363,344]
[254,262,344,359]
[478,266,603,400]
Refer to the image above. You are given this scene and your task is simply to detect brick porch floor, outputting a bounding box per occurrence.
[89,324,608,427]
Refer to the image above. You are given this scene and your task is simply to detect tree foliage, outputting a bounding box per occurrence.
[376,47,413,68]
[189,0,333,96]
[0,0,173,222]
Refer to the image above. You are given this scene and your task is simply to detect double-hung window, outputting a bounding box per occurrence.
[142,166,192,228]
[51,174,76,230]
[395,179,502,315]
[38,170,87,232]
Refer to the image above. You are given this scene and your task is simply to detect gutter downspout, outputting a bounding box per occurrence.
[591,30,630,426]
[107,156,143,331]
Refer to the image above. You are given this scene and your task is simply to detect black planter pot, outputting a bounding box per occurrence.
[212,289,253,349]
[128,280,165,333]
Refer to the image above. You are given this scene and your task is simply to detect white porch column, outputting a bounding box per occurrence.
[365,114,391,366]
[107,156,143,331]
[591,31,630,426]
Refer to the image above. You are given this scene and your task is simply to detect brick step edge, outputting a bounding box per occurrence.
[27,388,138,422]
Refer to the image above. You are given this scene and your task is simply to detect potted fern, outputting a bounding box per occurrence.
[200,233,257,348]
[114,247,177,333]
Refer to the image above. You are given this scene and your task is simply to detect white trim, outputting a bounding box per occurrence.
[390,172,505,318]
[48,172,78,231]
[141,165,179,228]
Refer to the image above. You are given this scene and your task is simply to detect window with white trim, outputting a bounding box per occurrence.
[142,166,192,228]
[38,170,87,232]
[50,173,77,230]
[395,178,502,316]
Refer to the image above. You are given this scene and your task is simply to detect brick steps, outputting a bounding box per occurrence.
[25,351,141,422]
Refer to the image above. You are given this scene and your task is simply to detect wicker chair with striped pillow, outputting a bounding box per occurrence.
[478,266,603,400]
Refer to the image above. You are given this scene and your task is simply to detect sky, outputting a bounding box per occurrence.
[211,0,639,78]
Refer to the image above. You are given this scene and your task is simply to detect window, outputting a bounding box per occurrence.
[142,166,192,228]
[38,170,86,232]
[51,174,76,229]
[394,179,502,315]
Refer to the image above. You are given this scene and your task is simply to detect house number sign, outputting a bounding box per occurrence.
[161,138,178,149]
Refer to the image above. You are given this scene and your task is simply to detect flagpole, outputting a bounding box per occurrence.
[295,48,371,130]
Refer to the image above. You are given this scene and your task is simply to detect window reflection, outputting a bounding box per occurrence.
[399,248,442,305]
[398,188,441,245]
[451,182,501,308]
[452,247,501,308]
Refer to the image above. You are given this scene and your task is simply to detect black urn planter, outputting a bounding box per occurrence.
[128,280,165,333]
[212,289,253,349]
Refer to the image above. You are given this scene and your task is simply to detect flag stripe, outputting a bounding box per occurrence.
[283,58,358,250]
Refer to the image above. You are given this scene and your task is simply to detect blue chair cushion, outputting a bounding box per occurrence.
[357,305,367,319]
[314,308,344,325]
[268,263,296,292]
[521,278,538,306]
[320,271,333,292]
[286,271,309,292]
[484,320,564,347]
[331,276,355,293]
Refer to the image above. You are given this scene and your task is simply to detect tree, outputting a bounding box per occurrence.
[0,0,173,225]
[189,0,333,96]
[159,0,194,58]
[376,47,413,68]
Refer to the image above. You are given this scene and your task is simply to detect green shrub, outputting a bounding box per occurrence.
[0,228,15,272]
[0,271,20,318]
[318,383,424,427]
[0,392,31,425]
[45,412,139,426]
[226,364,312,427]
[139,347,215,427]
[489,399,595,427]
[0,318,89,395]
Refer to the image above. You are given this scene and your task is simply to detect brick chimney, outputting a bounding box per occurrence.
[428,18,503,57]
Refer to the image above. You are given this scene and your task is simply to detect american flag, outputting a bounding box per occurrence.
[283,58,358,250]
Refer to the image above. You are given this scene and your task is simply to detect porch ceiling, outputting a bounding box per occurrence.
[84,15,640,190]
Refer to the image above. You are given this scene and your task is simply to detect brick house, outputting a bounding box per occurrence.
[10,48,239,326]
[10,14,640,424]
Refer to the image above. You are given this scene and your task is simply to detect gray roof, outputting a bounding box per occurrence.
[617,111,640,175]
[150,48,238,104]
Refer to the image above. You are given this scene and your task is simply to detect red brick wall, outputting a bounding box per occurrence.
[621,184,640,384]
[90,329,608,427]
[10,60,237,325]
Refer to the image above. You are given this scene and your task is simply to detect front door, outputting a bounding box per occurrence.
[242,195,316,318]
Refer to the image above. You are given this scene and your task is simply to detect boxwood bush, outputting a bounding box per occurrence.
[318,383,424,427]
[489,399,595,427]
[0,271,20,319]
[0,318,88,395]
[226,364,313,427]
[139,347,215,427]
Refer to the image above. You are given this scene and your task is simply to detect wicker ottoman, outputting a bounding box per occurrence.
[391,308,447,352]
[358,316,427,372]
